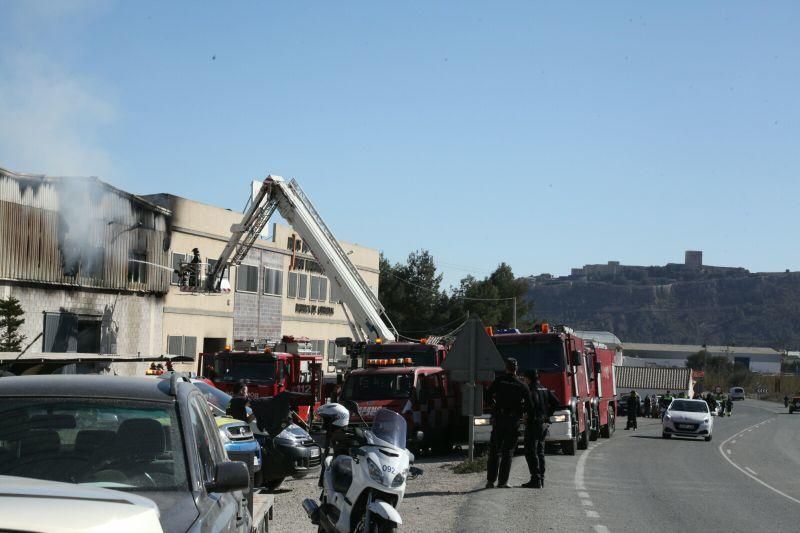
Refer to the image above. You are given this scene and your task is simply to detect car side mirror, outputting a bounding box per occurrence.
[571,350,583,366]
[207,461,250,493]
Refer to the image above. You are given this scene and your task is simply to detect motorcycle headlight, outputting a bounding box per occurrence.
[473,418,491,426]
[551,414,567,423]
[367,458,383,485]
[391,473,406,488]
[218,428,231,445]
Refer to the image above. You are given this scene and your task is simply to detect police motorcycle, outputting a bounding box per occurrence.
[303,401,423,533]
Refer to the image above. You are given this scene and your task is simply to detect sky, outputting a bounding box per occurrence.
[1,1,798,288]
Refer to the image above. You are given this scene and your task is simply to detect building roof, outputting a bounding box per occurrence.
[614,365,692,391]
[623,342,781,360]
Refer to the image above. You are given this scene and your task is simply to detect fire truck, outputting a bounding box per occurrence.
[584,341,618,440]
[198,336,325,423]
[339,355,457,453]
[473,324,593,455]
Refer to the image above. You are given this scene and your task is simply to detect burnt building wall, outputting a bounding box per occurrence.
[233,248,283,344]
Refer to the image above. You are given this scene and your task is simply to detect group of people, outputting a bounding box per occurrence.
[484,358,559,489]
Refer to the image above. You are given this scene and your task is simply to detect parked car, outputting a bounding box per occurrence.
[729,387,745,401]
[789,396,800,414]
[0,475,163,532]
[662,399,713,441]
[0,374,254,532]
[160,375,263,478]
[192,380,322,490]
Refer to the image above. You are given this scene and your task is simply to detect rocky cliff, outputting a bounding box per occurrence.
[525,270,800,348]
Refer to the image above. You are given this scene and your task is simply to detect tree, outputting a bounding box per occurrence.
[686,350,709,370]
[0,296,26,352]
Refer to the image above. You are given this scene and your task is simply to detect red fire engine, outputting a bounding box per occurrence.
[585,340,618,440]
[197,336,325,423]
[339,341,456,453]
[474,324,593,455]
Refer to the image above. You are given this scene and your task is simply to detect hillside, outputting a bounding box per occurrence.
[524,269,800,349]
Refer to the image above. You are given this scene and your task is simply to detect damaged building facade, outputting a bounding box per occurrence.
[0,167,172,374]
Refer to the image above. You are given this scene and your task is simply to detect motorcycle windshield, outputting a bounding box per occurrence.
[370,408,407,448]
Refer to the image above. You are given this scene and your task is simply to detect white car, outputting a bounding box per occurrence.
[0,475,162,532]
[729,387,745,401]
[662,399,714,441]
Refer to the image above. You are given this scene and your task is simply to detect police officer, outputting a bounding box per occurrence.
[521,369,559,488]
[485,358,532,489]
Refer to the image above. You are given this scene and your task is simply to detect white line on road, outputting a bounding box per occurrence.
[726,449,731,455]
[574,440,605,491]
[745,467,758,476]
[732,440,736,444]
[578,491,590,499]
[582,499,594,507]
[719,418,800,506]
[594,526,610,533]
[586,510,600,518]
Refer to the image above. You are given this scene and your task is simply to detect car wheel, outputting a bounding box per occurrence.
[662,432,671,439]
[265,477,285,491]
[704,435,712,442]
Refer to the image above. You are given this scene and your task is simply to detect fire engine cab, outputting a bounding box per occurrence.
[339,357,454,453]
[198,336,324,423]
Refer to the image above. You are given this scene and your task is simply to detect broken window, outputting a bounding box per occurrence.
[43,312,101,353]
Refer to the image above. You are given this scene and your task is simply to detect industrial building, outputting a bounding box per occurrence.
[621,342,782,374]
[0,166,380,377]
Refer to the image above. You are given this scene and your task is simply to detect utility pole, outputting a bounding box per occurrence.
[512,298,517,330]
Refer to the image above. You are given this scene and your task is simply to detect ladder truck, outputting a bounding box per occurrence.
[206,175,397,344]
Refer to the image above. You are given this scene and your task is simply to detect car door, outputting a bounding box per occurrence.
[188,395,248,532]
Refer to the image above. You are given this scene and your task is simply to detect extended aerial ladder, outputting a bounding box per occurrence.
[207,175,397,343]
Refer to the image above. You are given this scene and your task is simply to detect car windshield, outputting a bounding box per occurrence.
[192,380,232,413]
[495,340,566,372]
[341,374,413,401]
[0,399,188,492]
[214,356,276,383]
[370,408,407,448]
[669,400,709,413]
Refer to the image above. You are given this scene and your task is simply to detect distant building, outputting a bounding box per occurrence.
[622,342,782,374]
[684,250,703,268]
[615,365,694,398]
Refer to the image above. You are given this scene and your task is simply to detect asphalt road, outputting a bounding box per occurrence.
[458,399,800,532]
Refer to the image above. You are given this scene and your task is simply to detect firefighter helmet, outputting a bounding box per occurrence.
[317,403,350,428]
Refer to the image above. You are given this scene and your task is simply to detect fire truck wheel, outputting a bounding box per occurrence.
[589,407,599,441]
[577,411,589,450]
[600,408,615,438]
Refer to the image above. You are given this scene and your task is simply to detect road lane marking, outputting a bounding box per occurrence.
[582,500,594,507]
[726,449,731,455]
[586,510,600,518]
[574,440,605,491]
[732,440,736,444]
[745,467,758,476]
[718,418,800,506]
[594,526,610,533]
[578,491,590,498]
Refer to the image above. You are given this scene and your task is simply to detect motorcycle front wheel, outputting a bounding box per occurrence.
[354,516,397,533]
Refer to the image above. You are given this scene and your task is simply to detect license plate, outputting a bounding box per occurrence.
[677,424,692,429]
[310,448,320,457]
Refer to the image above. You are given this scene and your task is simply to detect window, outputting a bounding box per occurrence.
[330,281,341,303]
[171,253,188,285]
[309,339,325,355]
[310,276,328,301]
[328,340,346,364]
[189,396,217,485]
[287,272,298,298]
[206,258,229,281]
[167,335,198,357]
[42,312,101,353]
[297,273,308,299]
[264,267,283,296]
[236,264,259,292]
[128,251,148,284]
[81,247,105,279]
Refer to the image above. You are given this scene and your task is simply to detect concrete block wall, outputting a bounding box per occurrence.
[0,283,164,355]
[233,248,283,343]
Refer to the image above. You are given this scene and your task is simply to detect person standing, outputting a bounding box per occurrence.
[485,358,532,489]
[227,381,254,423]
[643,394,651,419]
[625,390,639,430]
[521,369,559,488]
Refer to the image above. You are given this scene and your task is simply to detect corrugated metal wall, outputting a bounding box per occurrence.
[0,174,171,293]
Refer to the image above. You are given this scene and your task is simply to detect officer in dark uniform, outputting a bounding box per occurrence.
[521,369,560,488]
[485,358,532,489]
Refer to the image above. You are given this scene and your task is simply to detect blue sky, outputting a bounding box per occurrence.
[1,1,798,288]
